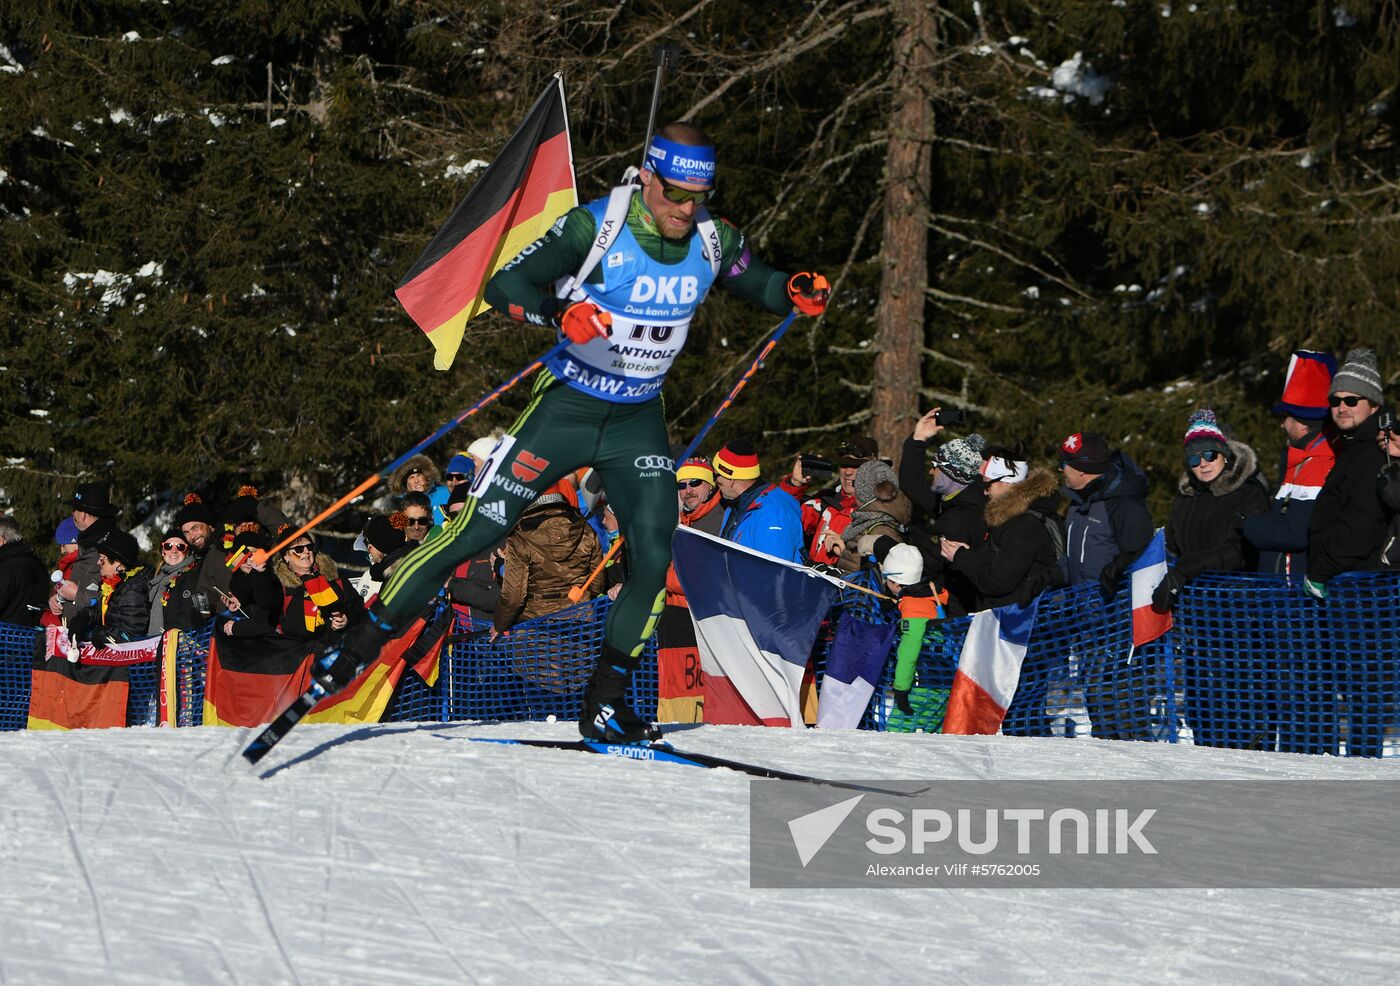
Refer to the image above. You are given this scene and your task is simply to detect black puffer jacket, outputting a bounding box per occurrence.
[1165,440,1271,581]
[949,469,1065,610]
[1308,411,1389,582]
[0,539,47,626]
[89,567,155,646]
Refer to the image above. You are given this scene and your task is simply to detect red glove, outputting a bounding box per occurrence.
[786,272,831,316]
[557,301,613,345]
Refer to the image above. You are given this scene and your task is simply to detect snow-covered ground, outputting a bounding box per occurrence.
[2,722,1397,985]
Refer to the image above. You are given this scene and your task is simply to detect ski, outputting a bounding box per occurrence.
[468,737,928,798]
[240,648,348,766]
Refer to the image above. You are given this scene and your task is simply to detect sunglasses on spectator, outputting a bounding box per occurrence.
[1329,395,1365,408]
[1186,450,1223,468]
[405,517,431,527]
[653,172,714,205]
[161,541,188,553]
[446,473,467,482]
[287,544,313,556]
[676,479,708,490]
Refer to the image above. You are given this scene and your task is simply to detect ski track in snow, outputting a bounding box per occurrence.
[1,722,1398,985]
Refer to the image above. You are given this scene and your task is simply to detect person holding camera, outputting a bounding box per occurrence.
[897,410,987,615]
[780,436,879,566]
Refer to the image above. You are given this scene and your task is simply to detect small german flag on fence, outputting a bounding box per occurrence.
[395,74,577,370]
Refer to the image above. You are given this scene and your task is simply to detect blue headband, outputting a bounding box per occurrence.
[645,136,716,186]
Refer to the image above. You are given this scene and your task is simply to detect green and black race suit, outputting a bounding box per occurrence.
[377,188,791,663]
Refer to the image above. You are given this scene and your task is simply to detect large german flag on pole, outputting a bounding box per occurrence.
[395,74,577,370]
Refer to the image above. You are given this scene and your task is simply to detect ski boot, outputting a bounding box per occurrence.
[313,606,403,694]
[579,651,661,744]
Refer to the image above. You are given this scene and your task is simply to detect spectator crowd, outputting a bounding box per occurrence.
[2,347,1398,754]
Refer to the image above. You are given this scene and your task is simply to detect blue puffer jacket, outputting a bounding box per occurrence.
[721,483,805,564]
[1061,452,1153,586]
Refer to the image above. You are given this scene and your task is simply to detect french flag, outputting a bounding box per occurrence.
[941,599,1040,735]
[672,526,840,727]
[816,613,898,729]
[1128,529,1173,647]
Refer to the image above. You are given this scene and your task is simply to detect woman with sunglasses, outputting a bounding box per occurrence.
[275,532,363,640]
[1156,409,1270,749]
[146,528,202,635]
[339,123,830,745]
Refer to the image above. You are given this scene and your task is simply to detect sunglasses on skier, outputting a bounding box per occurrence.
[652,172,715,205]
[1328,394,1365,408]
[1186,450,1223,468]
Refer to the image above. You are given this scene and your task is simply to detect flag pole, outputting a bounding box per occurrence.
[251,340,570,567]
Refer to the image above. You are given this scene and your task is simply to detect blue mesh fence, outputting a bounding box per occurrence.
[442,596,658,724]
[0,623,40,730]
[1,570,1397,757]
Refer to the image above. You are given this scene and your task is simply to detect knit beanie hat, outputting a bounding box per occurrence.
[714,442,762,481]
[1329,347,1384,405]
[54,517,81,546]
[466,436,499,461]
[355,513,408,555]
[1183,408,1230,459]
[173,492,216,528]
[1273,350,1337,420]
[1058,432,1113,475]
[932,433,987,486]
[676,455,716,485]
[881,543,924,586]
[853,459,899,506]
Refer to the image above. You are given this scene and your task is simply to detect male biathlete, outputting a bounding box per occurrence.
[334,122,830,742]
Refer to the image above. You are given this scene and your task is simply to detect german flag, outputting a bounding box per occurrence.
[395,74,577,370]
[27,629,161,730]
[203,634,314,728]
[304,607,453,724]
[28,659,130,730]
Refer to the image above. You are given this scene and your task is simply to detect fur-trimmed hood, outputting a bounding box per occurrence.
[985,468,1061,528]
[1177,439,1261,498]
[274,552,340,588]
[390,454,441,494]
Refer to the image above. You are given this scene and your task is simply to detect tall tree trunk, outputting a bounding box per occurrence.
[871,0,935,461]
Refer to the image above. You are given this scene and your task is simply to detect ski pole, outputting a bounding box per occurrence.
[252,339,570,567]
[638,45,679,174]
[565,308,801,601]
[675,308,799,465]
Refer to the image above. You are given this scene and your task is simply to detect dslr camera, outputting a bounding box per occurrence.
[799,454,835,478]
